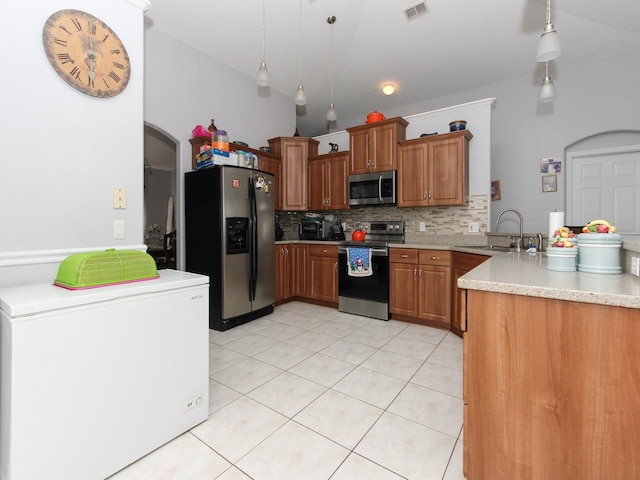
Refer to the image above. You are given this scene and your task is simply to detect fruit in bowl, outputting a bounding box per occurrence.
[551,226,576,247]
[582,219,617,234]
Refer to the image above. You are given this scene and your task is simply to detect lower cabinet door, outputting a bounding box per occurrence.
[389,262,418,316]
[418,265,451,326]
[308,254,338,302]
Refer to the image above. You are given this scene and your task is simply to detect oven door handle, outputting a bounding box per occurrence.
[338,246,388,256]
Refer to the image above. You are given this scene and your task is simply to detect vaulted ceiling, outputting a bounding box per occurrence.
[145,0,640,137]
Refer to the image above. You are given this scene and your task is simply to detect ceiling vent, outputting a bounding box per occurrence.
[404,2,429,21]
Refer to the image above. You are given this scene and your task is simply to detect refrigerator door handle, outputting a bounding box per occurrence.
[249,176,258,302]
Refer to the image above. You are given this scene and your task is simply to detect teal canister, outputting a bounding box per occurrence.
[576,233,622,274]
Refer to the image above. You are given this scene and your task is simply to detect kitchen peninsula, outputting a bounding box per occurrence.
[458,252,640,480]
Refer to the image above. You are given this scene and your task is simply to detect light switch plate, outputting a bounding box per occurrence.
[113,220,125,239]
[419,222,426,232]
[632,257,640,276]
[113,188,126,209]
[468,222,480,233]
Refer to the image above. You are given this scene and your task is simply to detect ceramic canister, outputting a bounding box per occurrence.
[576,233,622,274]
[545,246,578,272]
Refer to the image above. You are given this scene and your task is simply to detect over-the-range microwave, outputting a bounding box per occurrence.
[348,170,396,206]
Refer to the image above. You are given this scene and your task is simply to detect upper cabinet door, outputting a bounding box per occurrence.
[397,130,472,208]
[348,129,370,174]
[397,142,428,207]
[347,117,408,175]
[325,153,349,210]
[371,122,400,171]
[307,158,326,210]
[268,137,319,212]
[428,133,470,206]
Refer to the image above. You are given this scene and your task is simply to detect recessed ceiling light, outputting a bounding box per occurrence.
[382,84,395,95]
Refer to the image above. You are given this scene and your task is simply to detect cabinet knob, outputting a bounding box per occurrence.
[431,256,439,260]
[401,254,408,258]
[423,192,427,200]
[334,261,338,271]
[413,268,417,280]
[428,191,432,200]
[322,249,328,253]
[419,269,423,279]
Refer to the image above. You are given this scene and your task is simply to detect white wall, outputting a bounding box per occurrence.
[0,0,148,285]
[143,28,295,267]
[339,53,640,234]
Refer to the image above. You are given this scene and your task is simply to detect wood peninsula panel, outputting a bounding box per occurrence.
[464,290,640,480]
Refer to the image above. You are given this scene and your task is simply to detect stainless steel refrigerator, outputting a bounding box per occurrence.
[185,165,275,331]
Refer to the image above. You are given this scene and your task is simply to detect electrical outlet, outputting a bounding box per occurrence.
[632,257,640,276]
[419,222,426,232]
[468,222,480,233]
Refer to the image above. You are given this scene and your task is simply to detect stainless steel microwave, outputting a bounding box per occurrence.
[348,170,396,206]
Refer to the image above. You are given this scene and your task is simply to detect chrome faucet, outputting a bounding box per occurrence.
[496,209,523,250]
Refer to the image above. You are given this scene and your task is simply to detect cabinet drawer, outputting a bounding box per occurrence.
[308,244,337,257]
[389,248,418,264]
[419,250,451,266]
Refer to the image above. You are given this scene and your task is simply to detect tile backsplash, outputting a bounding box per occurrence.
[276,194,488,240]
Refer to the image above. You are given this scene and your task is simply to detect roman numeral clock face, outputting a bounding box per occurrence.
[42,9,130,98]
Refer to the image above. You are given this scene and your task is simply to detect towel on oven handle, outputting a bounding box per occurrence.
[346,247,373,277]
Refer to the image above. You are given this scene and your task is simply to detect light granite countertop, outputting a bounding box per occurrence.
[458,252,640,309]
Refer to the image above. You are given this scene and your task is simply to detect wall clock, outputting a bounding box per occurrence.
[42,9,131,98]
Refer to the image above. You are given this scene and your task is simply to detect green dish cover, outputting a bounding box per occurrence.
[54,249,159,289]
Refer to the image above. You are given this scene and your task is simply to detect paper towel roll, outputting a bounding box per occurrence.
[549,211,565,238]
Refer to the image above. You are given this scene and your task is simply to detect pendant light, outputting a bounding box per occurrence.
[536,0,561,62]
[538,61,557,103]
[326,16,337,122]
[295,0,307,105]
[256,0,270,87]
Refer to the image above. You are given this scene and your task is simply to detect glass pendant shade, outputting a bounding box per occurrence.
[257,61,270,87]
[536,27,561,62]
[538,76,557,103]
[327,103,337,121]
[295,84,307,105]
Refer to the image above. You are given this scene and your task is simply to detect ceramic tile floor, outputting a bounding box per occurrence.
[109,301,465,480]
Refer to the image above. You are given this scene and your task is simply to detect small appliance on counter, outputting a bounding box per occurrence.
[299,215,344,241]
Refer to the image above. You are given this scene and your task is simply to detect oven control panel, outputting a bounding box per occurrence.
[360,221,404,234]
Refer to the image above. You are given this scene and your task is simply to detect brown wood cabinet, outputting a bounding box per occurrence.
[307,151,349,210]
[268,137,319,211]
[389,248,451,328]
[307,244,338,304]
[346,117,408,174]
[293,244,308,298]
[397,130,472,207]
[275,244,291,302]
[275,243,308,303]
[451,252,489,336]
[464,290,640,480]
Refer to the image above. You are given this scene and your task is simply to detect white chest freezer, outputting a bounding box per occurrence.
[0,270,210,480]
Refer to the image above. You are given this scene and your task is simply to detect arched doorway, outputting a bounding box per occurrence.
[144,124,179,268]
[566,130,640,233]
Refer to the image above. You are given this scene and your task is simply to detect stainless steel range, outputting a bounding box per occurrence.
[338,221,404,320]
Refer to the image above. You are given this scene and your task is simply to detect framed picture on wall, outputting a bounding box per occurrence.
[542,174,557,192]
[491,180,501,201]
[540,157,562,174]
